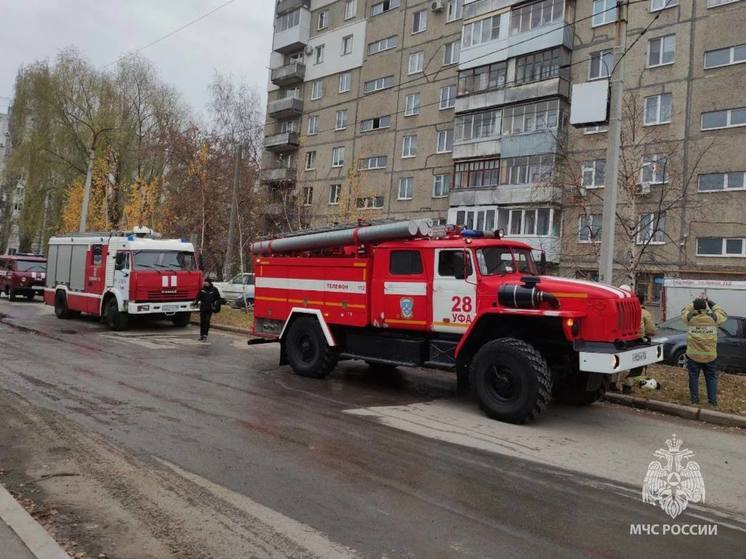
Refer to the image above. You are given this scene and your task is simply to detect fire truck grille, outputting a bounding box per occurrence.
[146,290,190,301]
[616,299,640,337]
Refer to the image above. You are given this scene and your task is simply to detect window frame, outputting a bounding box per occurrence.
[401,134,417,158]
[338,71,352,93]
[697,237,746,257]
[304,151,316,170]
[342,35,354,56]
[397,177,414,200]
[641,154,670,185]
[344,0,357,20]
[317,10,329,31]
[331,146,345,168]
[701,107,746,130]
[444,40,460,65]
[360,156,388,170]
[704,43,746,69]
[578,213,603,243]
[644,93,673,126]
[314,44,325,65]
[310,79,323,100]
[335,109,348,130]
[588,49,613,80]
[648,34,676,68]
[363,75,395,94]
[432,175,451,198]
[592,0,617,28]
[581,159,606,189]
[408,51,424,75]
[439,85,457,110]
[697,171,746,192]
[436,129,454,153]
[329,183,341,205]
[412,9,427,34]
[404,93,421,116]
[302,186,313,206]
[637,212,667,245]
[307,114,320,135]
[650,0,678,11]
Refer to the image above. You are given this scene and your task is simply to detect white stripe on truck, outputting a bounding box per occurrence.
[256,277,366,294]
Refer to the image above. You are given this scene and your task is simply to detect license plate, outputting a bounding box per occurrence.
[163,304,179,312]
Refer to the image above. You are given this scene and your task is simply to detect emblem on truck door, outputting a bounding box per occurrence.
[400,297,414,319]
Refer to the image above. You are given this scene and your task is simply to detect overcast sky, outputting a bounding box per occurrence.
[0,0,275,116]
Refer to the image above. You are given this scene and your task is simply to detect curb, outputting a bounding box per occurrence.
[603,392,746,428]
[189,319,247,335]
[0,482,69,559]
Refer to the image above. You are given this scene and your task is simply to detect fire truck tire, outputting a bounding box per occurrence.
[470,338,551,424]
[105,298,129,331]
[285,317,338,379]
[555,373,605,406]
[171,312,191,327]
[8,289,17,302]
[54,291,72,319]
[26,293,35,301]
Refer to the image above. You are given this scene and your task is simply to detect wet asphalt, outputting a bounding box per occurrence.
[0,299,745,558]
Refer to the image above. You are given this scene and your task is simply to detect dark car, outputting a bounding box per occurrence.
[0,254,47,301]
[655,315,746,373]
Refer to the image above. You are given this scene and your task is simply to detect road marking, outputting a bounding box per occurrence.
[153,457,359,559]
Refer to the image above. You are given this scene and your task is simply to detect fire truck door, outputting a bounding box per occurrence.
[379,249,428,330]
[112,252,131,304]
[432,249,477,334]
[86,245,105,312]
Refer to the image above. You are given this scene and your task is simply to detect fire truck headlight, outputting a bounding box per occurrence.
[137,305,150,312]
[612,355,620,370]
[21,277,27,283]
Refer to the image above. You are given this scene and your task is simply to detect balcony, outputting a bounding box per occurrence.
[453,138,502,160]
[462,0,514,20]
[276,0,309,15]
[261,167,297,183]
[267,96,304,119]
[450,184,562,207]
[271,62,306,87]
[456,77,570,113]
[264,132,300,152]
[273,9,311,54]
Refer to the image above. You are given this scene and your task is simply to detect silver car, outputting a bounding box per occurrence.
[214,273,255,306]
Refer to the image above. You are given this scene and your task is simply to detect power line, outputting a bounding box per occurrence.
[104,0,237,68]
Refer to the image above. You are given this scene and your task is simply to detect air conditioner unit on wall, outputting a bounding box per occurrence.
[431,0,445,12]
[304,45,313,56]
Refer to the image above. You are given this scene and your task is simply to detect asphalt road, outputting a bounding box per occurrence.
[0,299,745,558]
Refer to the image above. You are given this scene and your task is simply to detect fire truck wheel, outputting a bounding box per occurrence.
[8,289,17,302]
[54,291,72,319]
[285,317,338,379]
[470,338,552,424]
[555,373,605,406]
[171,312,191,327]
[25,293,35,301]
[105,298,129,331]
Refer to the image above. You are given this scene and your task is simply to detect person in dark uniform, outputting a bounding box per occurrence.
[195,277,222,341]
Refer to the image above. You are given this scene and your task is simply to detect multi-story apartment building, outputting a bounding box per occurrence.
[262,0,746,304]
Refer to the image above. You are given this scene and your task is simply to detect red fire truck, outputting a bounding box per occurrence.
[44,228,202,330]
[0,253,47,301]
[250,220,662,424]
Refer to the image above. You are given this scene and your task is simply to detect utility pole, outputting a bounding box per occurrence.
[599,1,628,284]
[223,143,242,280]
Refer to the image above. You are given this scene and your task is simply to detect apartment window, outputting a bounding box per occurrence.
[578,214,602,242]
[276,9,301,32]
[702,107,746,130]
[364,75,394,93]
[705,43,746,69]
[360,115,391,132]
[329,184,341,205]
[398,177,414,200]
[649,35,676,67]
[439,85,456,109]
[335,109,348,130]
[303,186,313,206]
[496,208,556,236]
[592,0,617,27]
[651,0,678,10]
[370,0,400,17]
[314,45,325,65]
[457,62,507,95]
[462,15,500,48]
[317,10,329,30]
[332,146,345,167]
[287,51,304,64]
[433,175,451,198]
[502,99,560,136]
[444,41,460,65]
[356,196,385,209]
[589,50,614,79]
[402,135,417,158]
[342,35,353,55]
[641,154,669,184]
[280,119,297,133]
[455,109,501,142]
[339,71,352,93]
[644,94,672,125]
[454,158,499,189]
[437,129,454,153]
[404,93,421,116]
[697,237,746,256]
[500,155,555,185]
[360,156,387,170]
[698,171,746,191]
[582,160,606,188]
[412,10,427,33]
[408,52,424,74]
[585,124,608,134]
[304,151,316,170]
[368,35,398,55]
[310,79,323,100]
[510,0,564,35]
[515,48,562,84]
[638,213,666,244]
[706,0,742,7]
[447,0,464,22]
[344,0,357,20]
[307,114,320,134]
[284,86,301,99]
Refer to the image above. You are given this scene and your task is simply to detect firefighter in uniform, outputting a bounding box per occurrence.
[681,297,728,406]
[195,277,222,341]
[620,286,658,392]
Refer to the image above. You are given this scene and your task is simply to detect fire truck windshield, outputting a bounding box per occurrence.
[15,260,47,273]
[132,251,196,271]
[476,247,537,276]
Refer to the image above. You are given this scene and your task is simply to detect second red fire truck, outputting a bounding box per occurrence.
[44,228,202,330]
[250,220,662,424]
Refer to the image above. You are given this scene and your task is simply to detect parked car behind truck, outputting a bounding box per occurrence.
[0,254,47,301]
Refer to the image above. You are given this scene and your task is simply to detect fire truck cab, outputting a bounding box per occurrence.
[251,221,663,424]
[0,254,47,301]
[44,229,202,330]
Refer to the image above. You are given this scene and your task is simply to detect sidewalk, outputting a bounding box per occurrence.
[0,517,35,559]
